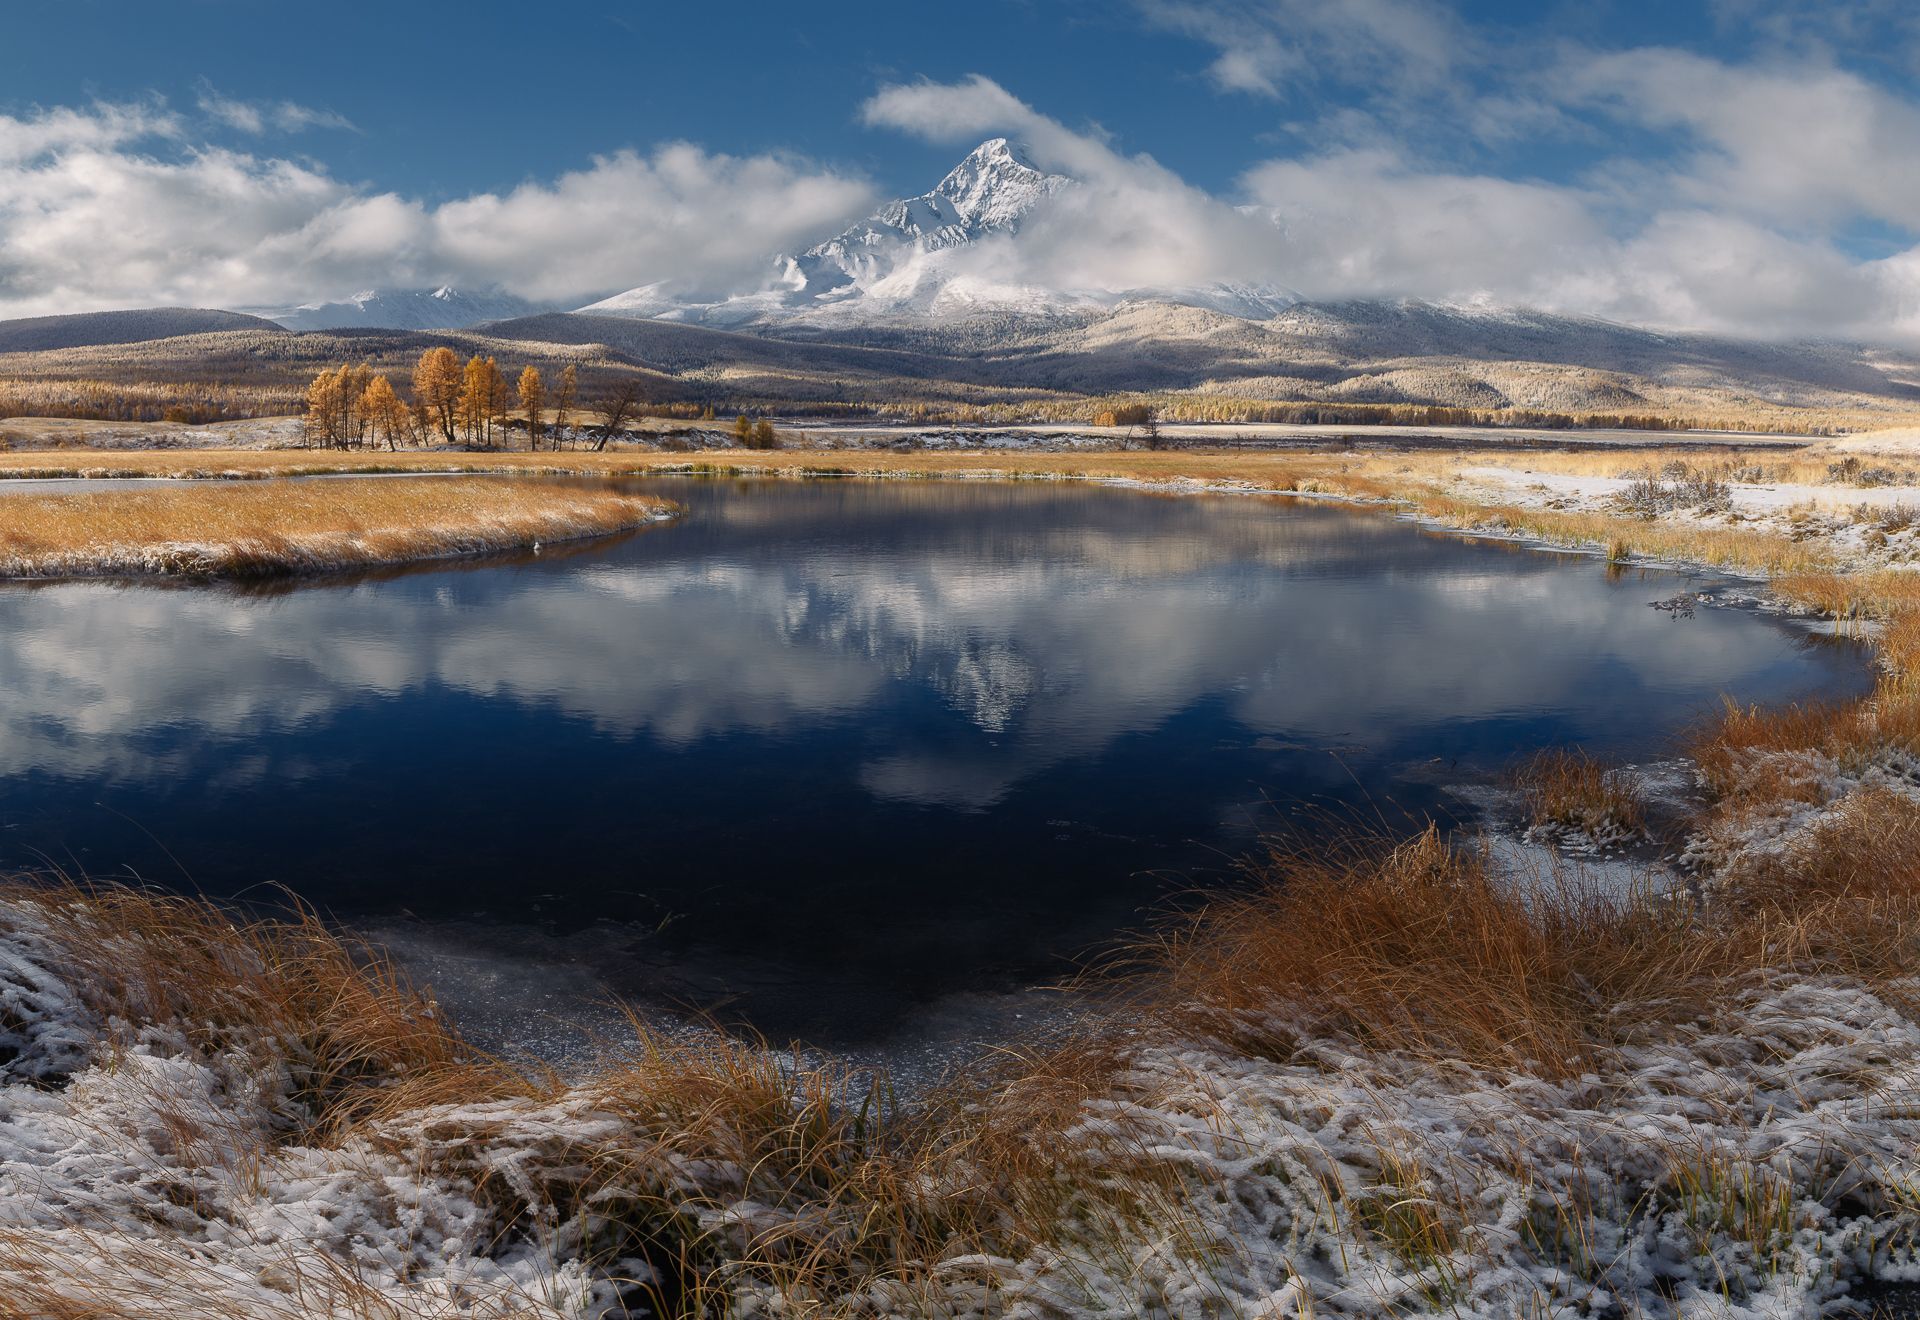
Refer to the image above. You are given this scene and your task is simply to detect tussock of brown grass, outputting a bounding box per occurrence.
[533,1026,1160,1315]
[1150,791,1920,1084]
[1722,787,1920,910]
[1691,697,1873,802]
[3,878,509,1130]
[0,478,672,579]
[1144,826,1713,1077]
[1518,748,1646,840]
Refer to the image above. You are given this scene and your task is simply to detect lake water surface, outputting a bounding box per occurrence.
[0,477,1872,1049]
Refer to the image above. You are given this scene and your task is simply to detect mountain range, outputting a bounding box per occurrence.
[248,286,544,332]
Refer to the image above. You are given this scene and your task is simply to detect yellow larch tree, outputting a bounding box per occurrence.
[412,347,462,445]
[358,374,408,452]
[517,366,545,451]
[457,355,490,446]
[484,358,510,447]
[304,367,344,448]
[340,362,375,447]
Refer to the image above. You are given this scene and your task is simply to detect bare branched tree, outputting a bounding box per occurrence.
[593,380,645,452]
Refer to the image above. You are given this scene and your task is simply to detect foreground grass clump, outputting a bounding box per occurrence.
[1147,824,1708,1077]
[1516,746,1647,845]
[0,478,672,579]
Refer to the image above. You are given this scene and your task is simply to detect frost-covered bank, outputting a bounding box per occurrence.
[9,785,1920,1317]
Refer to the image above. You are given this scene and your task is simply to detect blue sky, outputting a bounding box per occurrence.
[7,0,1920,335]
[1,0,1854,198]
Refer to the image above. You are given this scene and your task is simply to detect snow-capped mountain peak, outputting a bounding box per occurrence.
[792,138,1071,292]
[926,137,1063,232]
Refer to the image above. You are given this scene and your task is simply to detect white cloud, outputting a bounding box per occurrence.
[429,144,874,302]
[1238,149,1607,304]
[0,101,180,163]
[858,68,1920,340]
[1554,48,1920,228]
[0,102,875,317]
[862,76,1283,293]
[1138,0,1465,100]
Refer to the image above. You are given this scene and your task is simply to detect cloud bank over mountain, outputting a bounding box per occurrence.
[5,2,1920,340]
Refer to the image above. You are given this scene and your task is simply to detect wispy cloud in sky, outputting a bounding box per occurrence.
[194,82,357,136]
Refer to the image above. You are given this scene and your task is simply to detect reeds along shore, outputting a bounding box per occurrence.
[0,478,673,579]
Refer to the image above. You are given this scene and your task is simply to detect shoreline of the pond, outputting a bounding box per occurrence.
[0,453,1834,605]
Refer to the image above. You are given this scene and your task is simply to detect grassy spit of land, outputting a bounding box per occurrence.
[0,477,674,579]
[0,441,1868,575]
[10,440,1920,1315]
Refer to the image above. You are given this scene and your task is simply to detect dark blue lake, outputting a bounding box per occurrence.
[0,477,1871,1049]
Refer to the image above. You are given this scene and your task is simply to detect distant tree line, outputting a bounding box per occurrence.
[0,380,301,424]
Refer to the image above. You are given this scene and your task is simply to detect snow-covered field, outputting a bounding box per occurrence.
[1451,461,1920,572]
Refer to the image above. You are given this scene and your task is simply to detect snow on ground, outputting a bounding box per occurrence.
[8,860,1920,1317]
[1461,465,1920,518]
[0,416,307,450]
[1455,462,1920,572]
[1812,429,1920,456]
[1046,975,1920,1319]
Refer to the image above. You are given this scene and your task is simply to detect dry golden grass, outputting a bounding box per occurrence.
[1145,792,1920,1084]
[1517,748,1646,839]
[1,878,515,1129]
[0,875,1190,1318]
[1143,826,1720,1078]
[1412,491,1833,574]
[1778,569,1920,621]
[0,477,671,579]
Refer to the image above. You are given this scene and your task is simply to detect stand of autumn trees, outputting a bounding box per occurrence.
[304,350,583,451]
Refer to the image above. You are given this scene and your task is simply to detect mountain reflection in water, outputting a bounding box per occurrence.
[0,477,1871,1043]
